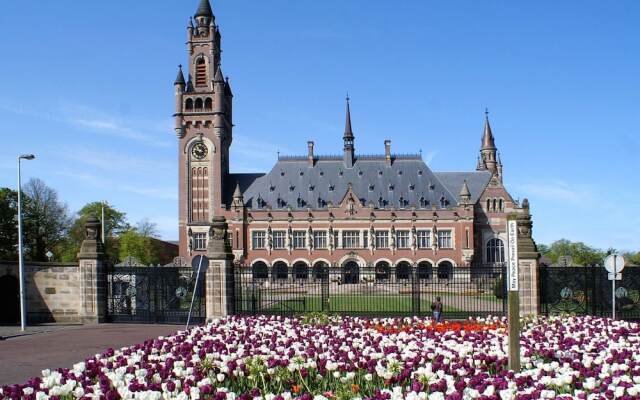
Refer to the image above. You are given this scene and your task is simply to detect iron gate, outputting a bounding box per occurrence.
[106,263,205,324]
[540,265,640,320]
[234,264,506,319]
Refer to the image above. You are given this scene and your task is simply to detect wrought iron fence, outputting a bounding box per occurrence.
[234,264,506,319]
[539,265,640,320]
[106,263,205,324]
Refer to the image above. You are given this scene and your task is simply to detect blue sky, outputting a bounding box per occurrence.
[0,1,638,250]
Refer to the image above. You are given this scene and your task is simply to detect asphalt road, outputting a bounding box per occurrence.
[0,324,184,386]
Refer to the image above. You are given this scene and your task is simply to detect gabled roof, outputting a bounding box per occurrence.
[434,171,492,204]
[231,156,474,211]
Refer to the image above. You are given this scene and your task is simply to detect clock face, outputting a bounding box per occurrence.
[192,143,208,160]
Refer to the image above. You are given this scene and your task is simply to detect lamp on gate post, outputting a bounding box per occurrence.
[17,153,35,331]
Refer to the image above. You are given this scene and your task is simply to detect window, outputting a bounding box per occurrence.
[417,230,431,249]
[396,230,410,249]
[487,238,505,263]
[313,231,327,249]
[193,233,207,250]
[195,58,207,87]
[293,231,306,249]
[342,230,360,249]
[437,230,453,249]
[272,230,286,249]
[252,231,266,249]
[363,231,368,248]
[375,231,389,249]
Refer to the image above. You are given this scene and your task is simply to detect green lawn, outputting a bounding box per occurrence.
[251,294,462,314]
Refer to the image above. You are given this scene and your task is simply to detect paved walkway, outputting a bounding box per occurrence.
[0,324,184,386]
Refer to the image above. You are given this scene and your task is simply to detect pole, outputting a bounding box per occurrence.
[101,202,106,245]
[186,256,204,330]
[506,217,521,371]
[17,157,26,331]
[612,258,616,320]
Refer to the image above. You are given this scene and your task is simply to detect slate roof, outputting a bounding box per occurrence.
[227,156,492,211]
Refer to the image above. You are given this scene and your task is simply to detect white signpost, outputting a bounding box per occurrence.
[506,218,520,370]
[604,254,625,320]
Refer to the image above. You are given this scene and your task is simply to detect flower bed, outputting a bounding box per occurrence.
[2,315,640,400]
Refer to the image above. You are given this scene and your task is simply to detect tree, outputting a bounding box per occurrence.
[0,188,18,260]
[118,220,162,265]
[544,239,606,266]
[21,179,71,261]
[60,201,129,263]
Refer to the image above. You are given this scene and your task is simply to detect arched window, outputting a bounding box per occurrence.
[395,261,411,280]
[492,198,497,211]
[486,199,491,210]
[185,98,194,111]
[417,261,433,280]
[204,98,213,110]
[272,262,288,281]
[293,262,309,280]
[437,261,453,279]
[498,198,504,211]
[195,58,207,87]
[312,262,328,281]
[486,238,505,263]
[252,262,268,280]
[375,261,390,281]
[195,98,204,111]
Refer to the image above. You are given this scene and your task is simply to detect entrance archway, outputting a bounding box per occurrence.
[312,261,328,281]
[342,261,360,284]
[272,262,289,281]
[252,261,268,280]
[375,261,390,282]
[292,262,309,280]
[395,261,411,280]
[417,261,433,280]
[437,261,453,279]
[0,275,19,324]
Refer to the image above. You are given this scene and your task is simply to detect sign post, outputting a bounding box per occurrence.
[604,254,625,320]
[187,255,209,330]
[506,216,521,371]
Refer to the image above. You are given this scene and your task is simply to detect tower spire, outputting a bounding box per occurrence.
[343,94,355,168]
[195,0,213,18]
[477,108,500,179]
[174,64,186,86]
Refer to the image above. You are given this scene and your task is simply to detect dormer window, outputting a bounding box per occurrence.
[398,170,403,176]
[338,171,343,177]
[195,58,207,87]
[308,184,314,191]
[299,171,304,176]
[429,182,435,190]
[417,170,423,176]
[280,171,285,177]
[289,185,295,192]
[297,196,305,208]
[319,171,324,177]
[317,197,325,208]
[358,170,363,177]
[378,196,384,207]
[329,185,335,192]
[408,183,415,191]
[269,185,275,192]
[378,170,383,176]
[419,197,428,208]
[388,184,394,191]
[368,184,375,191]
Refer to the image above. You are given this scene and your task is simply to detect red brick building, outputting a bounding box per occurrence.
[174,0,529,280]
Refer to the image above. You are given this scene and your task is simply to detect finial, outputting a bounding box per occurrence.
[346,92,350,103]
[485,107,489,118]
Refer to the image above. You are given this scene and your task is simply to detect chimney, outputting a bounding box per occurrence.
[307,141,314,167]
[384,140,392,166]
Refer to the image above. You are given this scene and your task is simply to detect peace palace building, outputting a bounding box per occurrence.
[174,0,530,281]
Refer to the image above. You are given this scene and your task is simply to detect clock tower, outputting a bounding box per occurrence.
[174,0,233,261]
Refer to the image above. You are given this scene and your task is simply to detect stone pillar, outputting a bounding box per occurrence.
[206,216,235,320]
[516,199,540,316]
[77,216,107,324]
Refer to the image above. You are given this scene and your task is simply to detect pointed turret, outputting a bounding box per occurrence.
[231,182,244,209]
[481,112,496,150]
[459,180,471,205]
[174,65,186,87]
[476,109,499,178]
[343,95,355,168]
[195,0,213,18]
[214,64,225,83]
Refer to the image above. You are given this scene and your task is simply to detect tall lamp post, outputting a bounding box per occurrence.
[17,154,35,331]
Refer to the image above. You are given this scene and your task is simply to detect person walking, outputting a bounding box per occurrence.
[431,296,443,323]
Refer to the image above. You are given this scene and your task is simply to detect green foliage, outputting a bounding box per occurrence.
[61,201,129,263]
[0,188,18,260]
[623,252,640,266]
[542,239,606,266]
[118,225,162,265]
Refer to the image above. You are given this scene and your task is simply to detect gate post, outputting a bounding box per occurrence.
[77,216,107,324]
[411,264,420,314]
[206,216,235,320]
[515,199,540,317]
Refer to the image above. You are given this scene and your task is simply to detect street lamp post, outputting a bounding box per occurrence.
[17,154,35,331]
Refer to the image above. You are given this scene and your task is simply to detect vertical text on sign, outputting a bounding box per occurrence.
[507,219,519,291]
